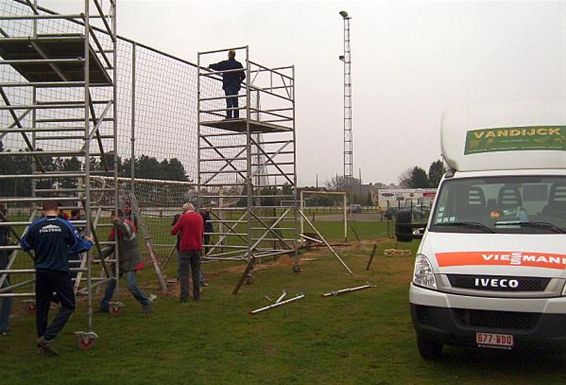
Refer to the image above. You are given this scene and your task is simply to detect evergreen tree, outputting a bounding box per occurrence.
[428,160,445,187]
[409,167,430,188]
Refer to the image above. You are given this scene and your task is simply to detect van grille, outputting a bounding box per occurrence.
[447,275,550,292]
[453,309,540,331]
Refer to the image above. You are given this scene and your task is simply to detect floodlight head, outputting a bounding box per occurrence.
[339,55,345,61]
[339,11,349,19]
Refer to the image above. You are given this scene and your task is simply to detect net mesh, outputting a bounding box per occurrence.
[0,0,243,292]
[0,0,229,184]
[0,1,298,295]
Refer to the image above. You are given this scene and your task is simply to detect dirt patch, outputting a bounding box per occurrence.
[264,344,277,356]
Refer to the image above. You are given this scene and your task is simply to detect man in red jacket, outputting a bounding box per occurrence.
[171,203,203,302]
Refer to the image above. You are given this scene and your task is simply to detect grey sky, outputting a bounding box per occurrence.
[44,0,566,186]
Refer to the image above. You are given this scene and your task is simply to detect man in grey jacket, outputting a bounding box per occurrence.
[98,209,153,314]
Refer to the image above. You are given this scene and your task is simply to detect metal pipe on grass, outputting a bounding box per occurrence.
[275,290,287,303]
[249,293,304,315]
[321,283,375,297]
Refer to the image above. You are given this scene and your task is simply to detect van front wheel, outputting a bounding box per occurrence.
[417,335,443,360]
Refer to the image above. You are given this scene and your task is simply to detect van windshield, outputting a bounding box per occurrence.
[430,176,566,234]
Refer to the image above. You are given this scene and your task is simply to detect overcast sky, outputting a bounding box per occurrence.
[44,0,566,186]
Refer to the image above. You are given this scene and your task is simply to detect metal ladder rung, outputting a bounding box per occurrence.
[35,135,115,140]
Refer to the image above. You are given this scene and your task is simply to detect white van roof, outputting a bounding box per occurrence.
[441,100,566,172]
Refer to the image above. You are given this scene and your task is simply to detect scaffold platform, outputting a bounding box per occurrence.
[0,34,111,84]
[199,118,292,133]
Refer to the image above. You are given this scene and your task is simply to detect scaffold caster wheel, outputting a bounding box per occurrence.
[292,264,301,273]
[79,337,96,350]
[109,301,124,316]
[75,332,98,350]
[24,301,36,314]
[245,274,255,285]
[110,305,121,316]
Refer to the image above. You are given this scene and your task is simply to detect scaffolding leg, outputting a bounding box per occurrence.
[161,245,178,271]
[366,244,377,271]
[350,223,360,241]
[232,256,256,295]
[299,210,353,275]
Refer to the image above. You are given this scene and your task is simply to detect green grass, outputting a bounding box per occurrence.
[309,220,391,241]
[1,222,566,384]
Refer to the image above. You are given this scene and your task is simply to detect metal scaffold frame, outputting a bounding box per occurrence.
[0,0,118,348]
[197,46,298,291]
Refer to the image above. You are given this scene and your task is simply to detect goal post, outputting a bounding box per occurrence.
[299,190,348,242]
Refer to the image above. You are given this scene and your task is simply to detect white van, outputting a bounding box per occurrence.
[407,100,566,359]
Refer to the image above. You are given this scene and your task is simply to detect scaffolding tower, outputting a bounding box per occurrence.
[0,0,117,348]
[197,47,298,289]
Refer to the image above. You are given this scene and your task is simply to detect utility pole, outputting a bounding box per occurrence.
[339,10,353,202]
[359,167,362,204]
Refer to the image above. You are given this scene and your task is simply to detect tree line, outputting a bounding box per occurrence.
[0,147,189,197]
[398,160,445,188]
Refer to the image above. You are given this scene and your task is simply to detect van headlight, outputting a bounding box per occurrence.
[413,254,437,290]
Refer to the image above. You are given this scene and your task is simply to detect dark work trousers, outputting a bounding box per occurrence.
[178,250,201,300]
[35,270,76,340]
[203,234,210,256]
[224,87,239,119]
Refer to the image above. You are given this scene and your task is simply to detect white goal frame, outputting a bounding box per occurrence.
[299,190,348,241]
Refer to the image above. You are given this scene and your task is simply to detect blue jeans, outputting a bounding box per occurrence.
[100,271,151,310]
[224,87,240,119]
[0,274,12,333]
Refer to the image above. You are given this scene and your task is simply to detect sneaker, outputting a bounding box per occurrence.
[141,304,153,314]
[149,294,157,302]
[0,330,11,336]
[37,336,59,356]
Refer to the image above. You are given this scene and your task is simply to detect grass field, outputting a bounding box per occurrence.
[1,220,565,385]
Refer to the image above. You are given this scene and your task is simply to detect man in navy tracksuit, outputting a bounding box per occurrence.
[20,201,93,355]
[209,50,246,119]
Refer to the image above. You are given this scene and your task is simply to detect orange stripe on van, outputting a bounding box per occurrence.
[436,251,566,270]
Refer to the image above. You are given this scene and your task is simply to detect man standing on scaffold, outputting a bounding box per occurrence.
[209,49,246,119]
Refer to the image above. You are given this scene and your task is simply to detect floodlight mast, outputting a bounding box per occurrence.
[339,10,353,201]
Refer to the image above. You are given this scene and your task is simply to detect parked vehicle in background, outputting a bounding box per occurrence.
[348,204,362,214]
[403,100,566,360]
[385,204,431,221]
[412,203,432,221]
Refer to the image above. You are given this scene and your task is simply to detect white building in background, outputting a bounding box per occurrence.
[373,188,437,209]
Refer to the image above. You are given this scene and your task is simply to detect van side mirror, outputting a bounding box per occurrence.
[395,210,414,242]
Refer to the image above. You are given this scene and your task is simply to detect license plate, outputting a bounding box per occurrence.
[476,332,514,349]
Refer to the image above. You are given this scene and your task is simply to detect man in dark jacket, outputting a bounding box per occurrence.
[0,203,13,336]
[200,208,213,256]
[20,201,93,355]
[98,209,154,314]
[209,49,246,119]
